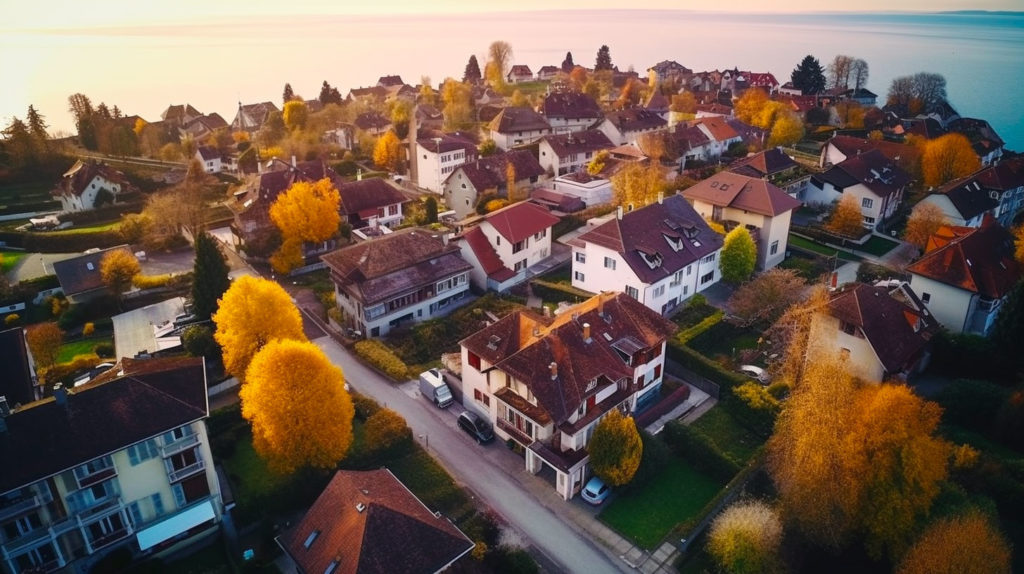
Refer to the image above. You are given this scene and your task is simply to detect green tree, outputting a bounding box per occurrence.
[258,110,286,147]
[561,51,575,73]
[424,196,438,224]
[463,55,482,83]
[282,82,295,104]
[588,410,642,486]
[182,324,220,360]
[720,226,757,284]
[991,279,1024,370]
[25,105,49,153]
[191,233,231,320]
[595,45,613,72]
[68,93,98,150]
[790,55,826,95]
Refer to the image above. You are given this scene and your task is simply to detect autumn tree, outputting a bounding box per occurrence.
[390,100,411,139]
[611,161,665,210]
[922,133,981,188]
[904,202,948,249]
[282,83,295,104]
[734,88,769,125]
[767,111,804,147]
[826,194,864,237]
[463,55,482,83]
[364,408,412,454]
[594,45,613,72]
[850,58,869,91]
[670,92,697,114]
[485,41,513,89]
[790,55,826,94]
[720,226,757,284]
[888,72,947,114]
[100,249,140,300]
[707,500,784,574]
[241,339,354,473]
[373,130,403,172]
[26,323,63,369]
[827,54,854,90]
[282,100,309,132]
[834,101,866,129]
[587,150,609,176]
[212,276,306,381]
[588,410,642,486]
[191,232,231,320]
[897,512,1012,574]
[1015,224,1024,264]
[766,286,830,388]
[505,161,517,202]
[269,178,341,273]
[441,78,474,131]
[728,268,807,327]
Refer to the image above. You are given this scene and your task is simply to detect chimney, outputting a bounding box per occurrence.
[53,384,67,407]
[617,206,623,220]
[291,155,297,168]
[549,362,558,380]
[582,322,591,342]
[598,294,605,316]
[658,191,664,204]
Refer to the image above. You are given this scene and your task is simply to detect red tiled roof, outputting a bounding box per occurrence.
[541,91,603,120]
[692,117,739,142]
[338,178,406,216]
[460,226,516,282]
[728,148,799,178]
[54,159,131,198]
[827,135,921,166]
[907,218,1022,298]
[541,129,614,158]
[683,172,800,217]
[489,106,551,133]
[484,200,561,243]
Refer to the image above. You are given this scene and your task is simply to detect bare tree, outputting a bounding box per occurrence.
[850,59,869,91]
[828,55,853,90]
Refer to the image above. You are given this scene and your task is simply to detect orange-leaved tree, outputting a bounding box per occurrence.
[1013,223,1024,264]
[269,178,341,273]
[212,276,306,382]
[904,202,948,249]
[100,249,141,300]
[372,130,402,172]
[588,409,642,486]
[826,194,864,237]
[26,322,64,369]
[897,512,1011,574]
[364,408,412,455]
[241,338,354,473]
[921,133,981,188]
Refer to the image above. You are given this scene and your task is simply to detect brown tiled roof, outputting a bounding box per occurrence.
[644,92,670,112]
[54,159,131,198]
[540,130,614,158]
[948,117,1004,156]
[489,106,551,133]
[484,201,560,243]
[377,75,404,87]
[354,112,390,131]
[51,245,133,297]
[827,283,938,373]
[816,149,910,198]
[461,292,677,426]
[0,356,207,493]
[683,171,800,217]
[508,64,533,77]
[338,178,406,217]
[931,173,1000,221]
[728,148,799,178]
[827,135,921,166]
[234,160,344,229]
[603,108,667,132]
[452,150,545,192]
[907,218,1022,299]
[541,91,603,121]
[416,132,477,154]
[321,228,472,305]
[161,103,201,123]
[279,469,473,574]
[529,189,587,213]
[349,86,388,100]
[458,226,515,282]
[576,195,723,284]
[692,116,739,142]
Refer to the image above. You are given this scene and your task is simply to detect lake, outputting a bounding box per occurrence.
[2,10,1022,149]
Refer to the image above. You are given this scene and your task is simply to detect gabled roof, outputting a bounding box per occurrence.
[644,92,670,112]
[602,108,667,133]
[540,129,614,158]
[907,218,1022,298]
[948,117,1004,157]
[459,226,516,282]
[377,75,405,87]
[338,178,406,217]
[196,146,221,161]
[0,356,207,493]
[489,106,551,134]
[161,103,201,123]
[826,135,921,166]
[728,148,799,178]
[508,64,533,77]
[931,172,1001,221]
[460,292,677,426]
[647,60,692,75]
[417,132,477,154]
[483,201,560,243]
[348,86,388,100]
[575,195,723,284]
[816,149,910,198]
[236,101,279,128]
[529,189,587,213]
[54,159,130,198]
[451,150,545,192]
[683,172,800,217]
[540,91,603,120]
[52,245,134,297]
[279,469,473,574]
[692,116,740,142]
[826,283,938,373]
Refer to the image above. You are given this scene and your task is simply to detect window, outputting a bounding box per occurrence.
[534,229,546,241]
[473,388,490,407]
[467,351,481,370]
[921,292,931,304]
[388,205,398,216]
[575,252,586,263]
[701,253,716,264]
[151,493,164,517]
[512,239,526,253]
[670,270,683,287]
[862,197,874,208]
[770,240,779,256]
[654,285,665,297]
[574,271,585,282]
[514,259,527,272]
[686,265,692,276]
[127,438,160,466]
[625,286,639,299]
[604,257,616,270]
[700,271,715,284]
[863,216,876,225]
[162,425,192,445]
[128,502,143,526]
[653,364,662,380]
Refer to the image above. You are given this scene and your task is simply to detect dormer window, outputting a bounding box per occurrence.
[663,232,683,252]
[586,378,598,392]
[487,335,502,350]
[637,248,662,269]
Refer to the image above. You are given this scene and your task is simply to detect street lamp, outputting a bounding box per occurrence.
[418,432,429,451]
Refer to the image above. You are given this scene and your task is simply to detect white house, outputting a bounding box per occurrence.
[442,150,546,220]
[682,171,801,270]
[569,195,724,316]
[506,65,534,84]
[690,117,743,159]
[596,108,667,146]
[489,107,552,150]
[537,130,615,177]
[194,146,223,174]
[338,178,407,231]
[454,201,560,292]
[907,218,1022,336]
[52,160,130,213]
[548,172,614,208]
[918,158,1024,228]
[806,149,910,229]
[539,91,604,135]
[413,133,478,193]
[458,292,678,501]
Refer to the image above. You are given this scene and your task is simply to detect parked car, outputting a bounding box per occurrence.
[457,411,494,444]
[581,476,610,505]
[738,364,770,385]
[419,368,454,408]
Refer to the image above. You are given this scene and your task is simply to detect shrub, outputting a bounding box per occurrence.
[676,310,724,344]
[93,343,114,358]
[363,408,413,455]
[662,420,741,483]
[856,262,903,284]
[132,273,174,290]
[3,314,19,326]
[38,354,103,386]
[628,430,673,490]
[182,325,221,360]
[350,392,382,420]
[934,379,1009,432]
[82,322,95,336]
[484,545,538,574]
[353,340,411,381]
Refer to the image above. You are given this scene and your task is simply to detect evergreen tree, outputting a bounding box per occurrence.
[319,81,342,106]
[561,51,575,73]
[191,232,231,320]
[424,196,438,224]
[992,279,1024,371]
[26,105,48,144]
[463,55,482,83]
[68,93,98,150]
[791,55,826,95]
[595,45,613,72]
[283,83,295,104]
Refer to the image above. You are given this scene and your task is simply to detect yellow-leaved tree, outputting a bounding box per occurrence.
[26,322,63,369]
[904,202,948,249]
[720,226,757,284]
[1014,224,1024,264]
[897,512,1012,574]
[922,133,981,188]
[734,88,769,125]
[587,409,642,486]
[707,500,784,574]
[826,194,864,237]
[269,178,341,273]
[767,111,805,147]
[372,130,402,172]
[364,408,412,455]
[611,161,665,211]
[241,339,354,473]
[212,276,306,382]
[100,249,141,301]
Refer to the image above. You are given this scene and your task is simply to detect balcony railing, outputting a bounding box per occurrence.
[167,459,206,483]
[77,496,122,522]
[976,298,1000,313]
[89,527,131,552]
[497,419,534,447]
[74,466,117,490]
[161,433,200,458]
[0,494,41,521]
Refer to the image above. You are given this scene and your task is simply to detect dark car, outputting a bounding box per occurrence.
[457,411,494,444]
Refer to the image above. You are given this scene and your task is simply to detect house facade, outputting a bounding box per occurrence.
[489,107,552,150]
[537,130,615,177]
[506,65,534,84]
[52,245,135,304]
[570,195,724,316]
[0,357,222,574]
[52,160,130,213]
[807,149,910,229]
[459,292,677,500]
[683,171,801,270]
[918,158,1024,228]
[413,133,478,193]
[230,101,279,135]
[442,151,545,220]
[454,201,560,292]
[338,178,406,231]
[194,147,223,174]
[321,228,473,337]
[690,117,743,159]
[596,109,667,146]
[539,92,604,134]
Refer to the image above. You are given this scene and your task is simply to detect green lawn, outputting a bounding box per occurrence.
[44,221,122,234]
[787,234,862,261]
[688,407,764,464]
[0,249,27,273]
[687,321,760,359]
[56,336,111,363]
[387,449,473,519]
[219,431,290,507]
[600,458,724,549]
[859,235,899,256]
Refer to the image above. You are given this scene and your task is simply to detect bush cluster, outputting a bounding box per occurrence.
[676,310,724,345]
[132,274,173,290]
[38,354,103,387]
[662,420,741,483]
[0,230,126,253]
[353,340,410,381]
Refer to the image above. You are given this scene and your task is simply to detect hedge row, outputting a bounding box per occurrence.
[38,354,104,387]
[132,274,173,290]
[662,420,741,483]
[0,230,127,253]
[530,278,594,303]
[353,340,411,381]
[675,310,724,345]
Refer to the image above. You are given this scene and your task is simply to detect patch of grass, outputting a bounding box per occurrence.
[787,234,862,261]
[56,336,112,364]
[1,250,27,273]
[388,448,473,519]
[859,235,899,256]
[600,458,723,549]
[687,321,759,360]
[220,431,290,506]
[44,221,122,234]
[688,407,764,464]
[672,301,718,330]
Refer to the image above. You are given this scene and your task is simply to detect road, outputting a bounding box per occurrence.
[312,335,629,574]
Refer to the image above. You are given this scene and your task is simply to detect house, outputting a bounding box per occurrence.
[323,122,356,149]
[413,132,478,193]
[529,188,587,213]
[506,64,534,84]
[488,106,552,150]
[948,117,1005,166]
[354,112,391,137]
[0,327,38,407]
[813,282,939,382]
[459,291,677,500]
[690,117,742,158]
[745,72,780,94]
[539,91,604,134]
[160,104,202,127]
[52,159,131,213]
[846,88,878,106]
[454,201,560,292]
[819,134,921,176]
[179,113,228,142]
[728,147,807,198]
[664,125,714,168]
[570,195,724,316]
[194,146,223,174]
[338,178,407,231]
[52,245,135,303]
[643,92,671,121]
[276,469,473,574]
[536,65,560,81]
[596,108,667,146]
[683,171,801,270]
[915,160,1024,228]
[321,228,472,337]
[547,172,614,208]
[695,102,734,118]
[111,297,188,360]
[537,129,615,177]
[907,218,1023,336]
[807,149,910,229]
[347,86,388,103]
[230,101,280,134]
[377,75,405,87]
[646,60,692,86]
[0,356,223,574]
[442,150,545,220]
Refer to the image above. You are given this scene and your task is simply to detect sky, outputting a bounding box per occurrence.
[4,0,1020,29]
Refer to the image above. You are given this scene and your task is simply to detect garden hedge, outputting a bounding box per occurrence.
[353,339,411,381]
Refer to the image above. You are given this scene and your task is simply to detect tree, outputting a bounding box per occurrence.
[26,323,63,369]
[611,161,665,210]
[588,410,642,486]
[373,130,403,172]
[922,133,981,188]
[240,339,354,473]
[486,41,513,88]
[734,88,769,125]
[670,92,697,114]
[827,55,854,90]
[826,194,864,237]
[561,51,575,73]
[478,138,497,157]
[790,55,826,95]
[270,178,341,245]
[191,233,231,321]
[850,58,869,91]
[319,81,342,106]
[258,111,286,147]
[904,202,948,249]
[424,196,438,224]
[834,101,866,129]
[587,149,609,176]
[390,100,411,139]
[182,324,220,360]
[728,268,807,327]
[594,45,613,72]
[505,161,517,201]
[707,500,784,574]
[767,111,804,147]
[282,83,295,104]
[100,249,140,300]
[720,226,757,284]
[282,100,309,132]
[888,72,947,114]
[463,55,482,83]
[68,93,97,150]
[1015,224,1024,264]
[766,286,830,388]
[212,276,306,381]
[25,105,49,152]
[897,512,1012,574]
[2,118,36,170]
[364,408,412,454]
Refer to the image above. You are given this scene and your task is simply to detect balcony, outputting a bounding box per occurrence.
[2,524,52,555]
[167,459,206,483]
[0,494,41,521]
[89,527,131,552]
[161,432,200,458]
[497,419,533,447]
[77,496,122,522]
